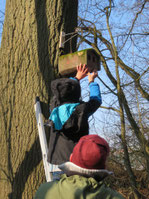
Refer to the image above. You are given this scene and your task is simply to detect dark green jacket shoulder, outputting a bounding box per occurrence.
[34,174,125,199]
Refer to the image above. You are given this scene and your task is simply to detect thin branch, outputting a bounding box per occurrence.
[97,76,117,96]
[100,106,120,113]
[120,0,147,50]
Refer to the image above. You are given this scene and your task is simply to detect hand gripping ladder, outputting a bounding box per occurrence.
[34,97,52,182]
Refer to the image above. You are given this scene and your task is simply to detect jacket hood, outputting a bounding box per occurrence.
[59,162,113,181]
[51,78,81,105]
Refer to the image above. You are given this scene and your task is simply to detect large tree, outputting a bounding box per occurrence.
[0,0,78,198]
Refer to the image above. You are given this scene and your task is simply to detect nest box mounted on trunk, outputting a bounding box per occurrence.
[58,49,101,77]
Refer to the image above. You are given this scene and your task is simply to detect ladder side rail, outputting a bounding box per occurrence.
[34,98,52,182]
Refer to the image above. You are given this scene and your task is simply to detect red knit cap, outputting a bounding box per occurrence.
[70,135,110,170]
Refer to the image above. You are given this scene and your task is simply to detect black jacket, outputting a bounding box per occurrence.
[47,100,101,165]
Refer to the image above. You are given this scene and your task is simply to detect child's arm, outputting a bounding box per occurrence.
[88,72,102,105]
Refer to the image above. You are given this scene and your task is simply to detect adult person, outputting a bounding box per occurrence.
[34,134,125,199]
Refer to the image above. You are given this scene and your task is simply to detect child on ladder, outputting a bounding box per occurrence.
[47,63,102,179]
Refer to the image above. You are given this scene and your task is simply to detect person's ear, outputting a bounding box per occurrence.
[69,153,73,162]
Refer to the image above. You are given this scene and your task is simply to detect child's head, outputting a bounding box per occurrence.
[50,78,81,109]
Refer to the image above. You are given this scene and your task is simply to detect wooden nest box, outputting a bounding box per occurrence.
[58,48,101,77]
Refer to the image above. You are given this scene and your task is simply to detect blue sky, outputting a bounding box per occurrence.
[0,0,6,44]
[0,0,5,9]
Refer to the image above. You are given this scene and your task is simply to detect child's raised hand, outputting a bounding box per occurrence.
[88,71,98,83]
[75,64,88,80]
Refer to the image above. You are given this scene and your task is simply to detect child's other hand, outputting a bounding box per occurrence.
[75,64,88,80]
[88,71,98,83]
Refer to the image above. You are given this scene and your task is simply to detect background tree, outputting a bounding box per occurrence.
[0,0,78,199]
[77,0,149,198]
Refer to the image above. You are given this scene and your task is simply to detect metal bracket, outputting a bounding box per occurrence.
[59,31,65,48]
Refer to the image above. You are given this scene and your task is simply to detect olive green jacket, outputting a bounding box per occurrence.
[34,174,125,199]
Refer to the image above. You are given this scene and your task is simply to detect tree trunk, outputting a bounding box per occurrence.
[0,0,78,199]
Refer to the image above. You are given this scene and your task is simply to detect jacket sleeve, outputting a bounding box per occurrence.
[89,82,102,105]
[85,82,102,117]
[68,80,102,117]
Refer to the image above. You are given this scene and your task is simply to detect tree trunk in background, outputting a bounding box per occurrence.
[0,0,78,199]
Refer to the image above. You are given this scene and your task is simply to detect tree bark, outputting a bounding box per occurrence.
[0,0,78,199]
